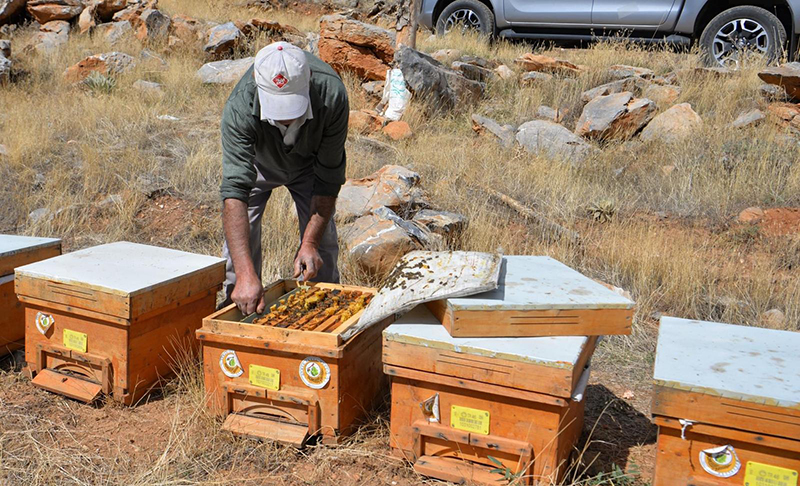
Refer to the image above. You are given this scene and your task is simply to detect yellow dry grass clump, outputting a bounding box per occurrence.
[1,0,799,484]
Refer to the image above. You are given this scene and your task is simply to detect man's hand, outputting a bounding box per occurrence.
[293,243,323,281]
[231,272,265,315]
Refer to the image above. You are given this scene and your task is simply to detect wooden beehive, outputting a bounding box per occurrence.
[384,305,596,485]
[652,317,800,485]
[199,279,392,447]
[426,256,635,338]
[16,242,225,405]
[0,235,61,354]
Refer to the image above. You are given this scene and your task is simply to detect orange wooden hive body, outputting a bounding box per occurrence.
[652,317,800,485]
[16,242,225,405]
[384,305,596,486]
[199,279,392,447]
[1,235,61,355]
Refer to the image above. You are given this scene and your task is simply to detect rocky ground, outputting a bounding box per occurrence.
[1,0,799,485]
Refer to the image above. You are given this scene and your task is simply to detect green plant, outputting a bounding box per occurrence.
[587,200,618,223]
[82,72,117,94]
[585,463,643,486]
[488,455,524,484]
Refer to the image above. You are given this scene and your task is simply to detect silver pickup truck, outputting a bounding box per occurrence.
[419,0,799,67]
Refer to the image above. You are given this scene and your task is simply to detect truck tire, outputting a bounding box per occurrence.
[699,6,786,68]
[435,0,494,37]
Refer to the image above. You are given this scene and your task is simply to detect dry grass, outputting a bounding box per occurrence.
[1,1,799,485]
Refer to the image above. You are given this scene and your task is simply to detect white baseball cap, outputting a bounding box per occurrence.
[254,42,311,121]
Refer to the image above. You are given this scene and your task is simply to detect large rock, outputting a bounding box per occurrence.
[607,64,654,80]
[34,20,70,52]
[395,45,483,113]
[204,22,241,60]
[515,120,593,166]
[471,113,515,149]
[383,120,413,140]
[27,0,84,23]
[135,8,170,42]
[96,0,127,20]
[336,164,428,222]
[238,18,305,45]
[0,0,26,25]
[0,39,9,57]
[170,14,204,45]
[63,51,135,82]
[640,103,702,143]
[581,77,647,103]
[452,60,497,83]
[349,109,385,134]
[758,62,800,100]
[643,84,681,107]
[196,57,253,84]
[576,92,656,140]
[318,14,395,81]
[77,3,97,33]
[96,20,132,44]
[340,210,421,277]
[412,209,468,240]
[514,53,581,76]
[730,109,765,128]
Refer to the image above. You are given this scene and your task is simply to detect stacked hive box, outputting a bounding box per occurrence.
[16,242,225,405]
[383,256,636,485]
[199,279,393,447]
[652,317,800,485]
[0,235,62,354]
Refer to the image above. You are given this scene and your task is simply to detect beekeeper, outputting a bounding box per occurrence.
[219,41,349,314]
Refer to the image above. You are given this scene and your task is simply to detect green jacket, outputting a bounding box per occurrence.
[219,53,349,201]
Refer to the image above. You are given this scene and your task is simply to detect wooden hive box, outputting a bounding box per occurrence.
[199,279,393,447]
[652,316,800,485]
[426,256,635,338]
[384,305,596,485]
[1,235,61,354]
[16,242,225,405]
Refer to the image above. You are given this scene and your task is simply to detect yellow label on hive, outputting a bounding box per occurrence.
[451,405,490,435]
[63,329,87,353]
[745,462,798,486]
[249,364,280,391]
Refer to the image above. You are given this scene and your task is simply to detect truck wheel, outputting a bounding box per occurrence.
[699,6,786,69]
[435,0,494,37]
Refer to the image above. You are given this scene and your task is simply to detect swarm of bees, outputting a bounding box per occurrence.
[252,287,371,332]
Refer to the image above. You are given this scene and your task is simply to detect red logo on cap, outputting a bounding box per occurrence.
[272,73,288,88]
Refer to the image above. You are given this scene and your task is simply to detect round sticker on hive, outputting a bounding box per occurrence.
[299,357,330,389]
[219,350,243,378]
[699,445,741,478]
[35,312,55,335]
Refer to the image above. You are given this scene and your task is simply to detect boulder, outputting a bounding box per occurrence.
[203,22,241,60]
[730,109,765,129]
[361,79,384,99]
[760,308,786,329]
[239,18,305,45]
[535,105,559,122]
[95,0,127,20]
[457,54,498,69]
[452,60,497,83]
[170,14,204,45]
[643,84,681,107]
[575,92,656,140]
[515,120,593,166]
[738,206,765,223]
[607,64,654,80]
[395,45,483,113]
[318,14,394,81]
[96,20,132,44]
[0,38,9,57]
[0,0,26,25]
[77,3,97,33]
[34,20,70,52]
[196,57,253,84]
[412,209,468,239]
[27,0,84,23]
[514,53,581,76]
[132,78,162,95]
[383,120,412,140]
[349,109,385,134]
[63,51,135,83]
[471,113,515,149]
[135,8,170,42]
[336,164,428,222]
[760,83,787,100]
[494,64,514,80]
[580,77,648,103]
[340,211,421,277]
[640,103,702,143]
[521,70,553,86]
[758,62,800,100]
[767,102,800,125]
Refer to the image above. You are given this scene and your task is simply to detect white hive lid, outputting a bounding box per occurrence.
[654,316,800,408]
[15,241,225,297]
[446,256,635,311]
[0,235,61,259]
[384,304,593,369]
